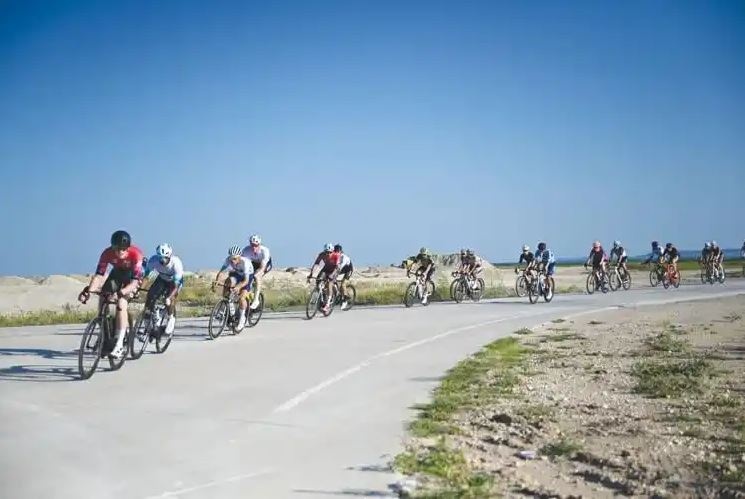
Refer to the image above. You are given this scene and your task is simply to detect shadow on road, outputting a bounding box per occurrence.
[0,363,78,382]
[293,489,394,497]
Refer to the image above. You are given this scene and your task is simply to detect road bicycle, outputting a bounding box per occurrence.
[648,262,665,287]
[208,282,264,339]
[306,275,337,319]
[608,263,632,291]
[527,267,554,304]
[661,263,681,289]
[77,290,133,380]
[514,268,528,297]
[404,271,435,308]
[450,271,485,303]
[129,286,176,359]
[586,265,610,294]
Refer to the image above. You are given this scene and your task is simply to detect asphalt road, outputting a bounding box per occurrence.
[1,281,744,498]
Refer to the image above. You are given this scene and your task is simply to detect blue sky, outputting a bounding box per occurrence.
[1,0,744,275]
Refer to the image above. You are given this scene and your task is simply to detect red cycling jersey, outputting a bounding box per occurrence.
[314,251,340,269]
[96,246,145,279]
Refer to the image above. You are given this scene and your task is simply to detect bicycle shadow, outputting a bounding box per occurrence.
[0,348,79,382]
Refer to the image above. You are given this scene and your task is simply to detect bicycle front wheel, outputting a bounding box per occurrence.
[208,300,229,339]
[453,280,466,303]
[306,289,320,319]
[156,310,175,353]
[472,278,485,302]
[404,282,417,308]
[342,284,356,310]
[586,273,596,295]
[649,269,659,287]
[129,310,150,360]
[609,272,620,292]
[622,272,632,291]
[247,293,264,327]
[515,276,527,297]
[543,277,555,303]
[78,318,103,380]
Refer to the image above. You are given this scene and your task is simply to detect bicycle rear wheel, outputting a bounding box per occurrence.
[78,318,103,380]
[129,310,150,360]
[247,293,264,327]
[472,278,485,302]
[208,300,229,339]
[342,284,356,310]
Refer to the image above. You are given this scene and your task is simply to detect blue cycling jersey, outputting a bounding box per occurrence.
[535,249,555,265]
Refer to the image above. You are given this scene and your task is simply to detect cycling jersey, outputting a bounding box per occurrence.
[338,253,352,269]
[220,256,254,277]
[413,254,434,269]
[145,255,184,286]
[588,248,607,266]
[645,247,664,263]
[242,244,271,267]
[610,247,627,261]
[314,251,340,270]
[535,249,555,265]
[663,247,680,260]
[96,246,145,279]
[519,252,535,265]
[741,244,745,258]
[701,248,712,260]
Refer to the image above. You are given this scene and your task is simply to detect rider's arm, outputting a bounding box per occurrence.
[169,257,185,299]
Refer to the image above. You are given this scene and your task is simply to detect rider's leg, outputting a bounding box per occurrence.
[237,288,249,329]
[250,269,262,309]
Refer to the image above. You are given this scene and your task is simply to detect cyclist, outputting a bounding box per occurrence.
[533,242,556,291]
[699,242,713,275]
[463,249,483,284]
[455,249,468,275]
[334,244,354,310]
[741,241,745,259]
[711,240,724,271]
[241,234,272,310]
[212,245,254,331]
[663,243,680,274]
[144,243,184,335]
[609,240,629,278]
[585,241,608,289]
[406,247,436,305]
[307,243,341,314]
[78,230,144,359]
[518,245,534,269]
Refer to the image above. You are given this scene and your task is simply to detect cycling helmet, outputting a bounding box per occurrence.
[592,240,601,249]
[460,248,466,256]
[466,249,474,256]
[537,242,546,251]
[419,247,429,255]
[111,230,131,249]
[249,234,261,245]
[711,240,718,247]
[334,244,342,252]
[652,241,659,247]
[323,243,333,252]
[156,243,173,260]
[665,242,672,249]
[522,245,530,252]
[705,242,711,249]
[228,245,242,257]
[613,240,621,248]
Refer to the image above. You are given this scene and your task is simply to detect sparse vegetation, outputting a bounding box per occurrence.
[541,438,582,457]
[631,356,712,398]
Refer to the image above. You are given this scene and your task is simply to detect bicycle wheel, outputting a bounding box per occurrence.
[472,278,485,302]
[208,300,229,339]
[700,268,706,284]
[515,276,527,297]
[453,279,466,303]
[543,277,555,303]
[246,293,264,327]
[449,278,458,301]
[672,270,681,288]
[156,310,175,353]
[306,288,320,319]
[129,310,150,360]
[321,288,335,317]
[649,269,659,287]
[586,273,596,294]
[342,284,356,310]
[717,266,726,284]
[609,271,619,292]
[528,280,539,304]
[404,282,417,308]
[622,272,632,291]
[600,274,609,294]
[108,327,128,371]
[78,317,103,380]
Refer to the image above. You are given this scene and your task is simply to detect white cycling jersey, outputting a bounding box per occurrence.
[221,257,254,277]
[242,244,271,266]
[338,253,351,268]
[145,255,184,285]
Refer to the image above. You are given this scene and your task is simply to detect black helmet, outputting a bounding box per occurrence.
[110,230,131,249]
[665,242,672,249]
[652,241,659,247]
[334,244,342,252]
[537,242,546,251]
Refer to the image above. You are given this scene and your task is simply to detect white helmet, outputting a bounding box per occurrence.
[705,241,711,248]
[711,240,718,247]
[249,234,261,245]
[228,245,242,257]
[323,243,333,252]
[156,243,173,260]
[613,240,621,248]
[522,245,530,252]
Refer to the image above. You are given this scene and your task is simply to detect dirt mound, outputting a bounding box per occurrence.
[0,276,36,286]
[39,275,85,286]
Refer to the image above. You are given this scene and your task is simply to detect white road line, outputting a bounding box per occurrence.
[143,468,275,498]
[273,313,530,413]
